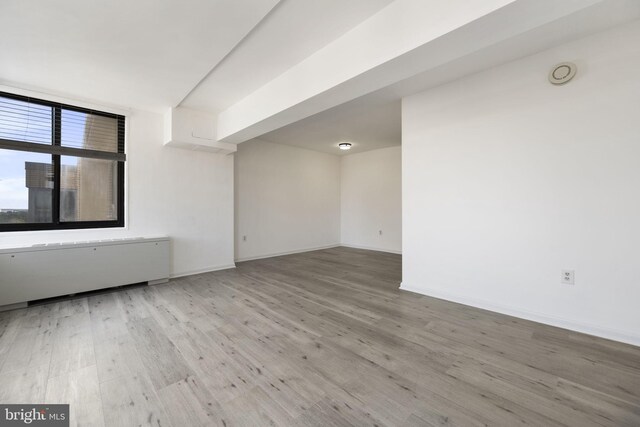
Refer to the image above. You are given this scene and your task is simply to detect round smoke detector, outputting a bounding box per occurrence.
[549,62,577,85]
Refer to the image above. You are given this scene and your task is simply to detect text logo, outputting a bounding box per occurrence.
[0,405,68,426]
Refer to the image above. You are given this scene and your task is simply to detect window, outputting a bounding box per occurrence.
[0,91,125,232]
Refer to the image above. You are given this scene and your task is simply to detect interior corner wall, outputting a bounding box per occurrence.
[401,21,640,346]
[340,146,402,253]
[0,108,235,278]
[234,139,341,261]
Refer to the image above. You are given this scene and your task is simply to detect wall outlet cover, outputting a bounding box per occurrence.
[562,269,575,285]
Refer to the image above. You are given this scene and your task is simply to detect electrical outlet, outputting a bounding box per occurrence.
[561,269,575,285]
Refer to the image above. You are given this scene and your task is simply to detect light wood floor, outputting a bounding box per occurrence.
[1,247,639,426]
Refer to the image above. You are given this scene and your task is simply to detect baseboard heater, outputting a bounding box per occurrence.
[0,237,170,310]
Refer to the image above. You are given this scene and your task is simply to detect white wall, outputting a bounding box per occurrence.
[341,146,401,253]
[235,139,341,261]
[0,107,235,278]
[401,21,640,346]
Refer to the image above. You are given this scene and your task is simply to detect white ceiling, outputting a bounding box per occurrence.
[2,0,639,156]
[0,0,393,114]
[0,0,283,112]
[259,98,400,155]
[181,0,394,112]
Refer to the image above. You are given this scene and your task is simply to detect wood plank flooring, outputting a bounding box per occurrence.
[1,247,639,426]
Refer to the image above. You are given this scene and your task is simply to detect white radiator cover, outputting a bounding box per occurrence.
[0,237,170,307]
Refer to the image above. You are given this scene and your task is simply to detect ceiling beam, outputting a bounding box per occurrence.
[216,0,603,144]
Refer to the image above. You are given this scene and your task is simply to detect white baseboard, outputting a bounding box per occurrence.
[340,243,402,255]
[171,264,236,279]
[0,302,28,312]
[235,244,341,262]
[400,283,640,348]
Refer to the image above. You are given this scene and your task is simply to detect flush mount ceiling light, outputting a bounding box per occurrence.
[338,142,352,150]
